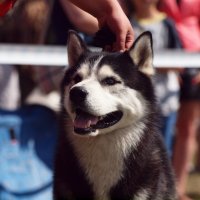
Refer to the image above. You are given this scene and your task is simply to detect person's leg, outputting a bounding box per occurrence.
[173,101,199,200]
[161,112,177,158]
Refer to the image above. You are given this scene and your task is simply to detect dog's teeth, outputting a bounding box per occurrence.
[87,120,91,128]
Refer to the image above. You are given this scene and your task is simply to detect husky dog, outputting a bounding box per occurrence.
[53,31,176,200]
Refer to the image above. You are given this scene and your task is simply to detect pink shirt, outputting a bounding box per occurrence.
[161,0,200,51]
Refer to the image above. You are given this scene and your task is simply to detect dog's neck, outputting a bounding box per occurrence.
[66,121,146,199]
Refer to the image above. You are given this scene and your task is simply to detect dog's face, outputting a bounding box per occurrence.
[62,31,154,137]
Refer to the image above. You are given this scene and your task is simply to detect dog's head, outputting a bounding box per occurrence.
[62,30,155,136]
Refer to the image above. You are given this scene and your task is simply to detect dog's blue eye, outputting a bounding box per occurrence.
[73,74,82,83]
[102,77,121,86]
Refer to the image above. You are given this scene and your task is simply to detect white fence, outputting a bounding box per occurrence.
[0,44,200,67]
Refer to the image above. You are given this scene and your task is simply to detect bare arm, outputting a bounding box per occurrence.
[68,0,134,51]
[60,0,98,35]
[68,0,118,19]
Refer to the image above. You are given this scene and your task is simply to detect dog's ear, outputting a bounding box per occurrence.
[129,31,154,76]
[67,30,88,67]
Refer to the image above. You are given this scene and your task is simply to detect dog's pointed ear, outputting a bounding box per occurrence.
[67,30,88,67]
[129,31,154,76]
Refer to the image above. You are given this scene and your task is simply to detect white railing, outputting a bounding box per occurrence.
[0,44,200,67]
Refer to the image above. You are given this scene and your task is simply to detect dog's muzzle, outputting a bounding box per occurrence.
[73,108,123,135]
[69,86,123,135]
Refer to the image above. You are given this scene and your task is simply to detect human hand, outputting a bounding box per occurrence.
[97,3,134,52]
[68,0,134,51]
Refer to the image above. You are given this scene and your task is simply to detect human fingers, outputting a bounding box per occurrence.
[113,27,134,52]
[125,29,134,50]
[115,30,126,51]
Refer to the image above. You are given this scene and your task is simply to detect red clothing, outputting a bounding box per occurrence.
[161,0,200,51]
[0,0,17,17]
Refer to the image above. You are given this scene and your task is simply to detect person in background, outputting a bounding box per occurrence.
[0,0,50,109]
[160,1,200,200]
[1,0,134,51]
[126,0,182,157]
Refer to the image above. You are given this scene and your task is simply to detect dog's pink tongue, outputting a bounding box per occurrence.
[74,112,99,129]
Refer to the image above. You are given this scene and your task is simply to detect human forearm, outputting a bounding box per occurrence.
[68,0,121,20]
[60,0,98,34]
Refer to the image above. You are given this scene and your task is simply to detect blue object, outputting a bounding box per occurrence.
[0,105,58,200]
[161,111,177,157]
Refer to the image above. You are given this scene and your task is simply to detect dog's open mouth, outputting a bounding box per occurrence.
[73,108,123,135]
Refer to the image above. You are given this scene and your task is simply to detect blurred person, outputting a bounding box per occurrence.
[1,0,134,51]
[0,0,49,109]
[0,0,54,108]
[126,0,182,157]
[160,1,200,200]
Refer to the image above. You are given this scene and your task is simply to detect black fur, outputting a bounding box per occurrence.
[53,31,176,200]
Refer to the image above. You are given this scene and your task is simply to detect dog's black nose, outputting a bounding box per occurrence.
[70,87,88,105]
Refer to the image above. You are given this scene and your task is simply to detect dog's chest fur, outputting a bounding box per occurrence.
[53,31,177,200]
[68,123,144,199]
